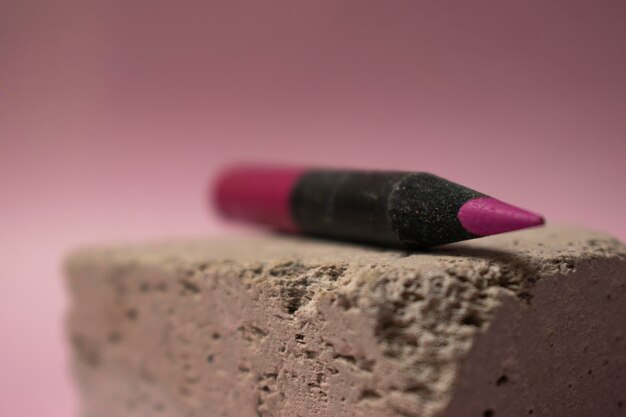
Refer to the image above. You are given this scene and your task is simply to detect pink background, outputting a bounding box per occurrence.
[1,1,625,416]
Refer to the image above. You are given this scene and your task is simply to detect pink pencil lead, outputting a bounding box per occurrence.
[457,197,545,237]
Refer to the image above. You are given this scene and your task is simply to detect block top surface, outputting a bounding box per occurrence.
[67,225,623,272]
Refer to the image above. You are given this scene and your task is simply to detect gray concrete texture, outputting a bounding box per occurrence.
[65,226,626,417]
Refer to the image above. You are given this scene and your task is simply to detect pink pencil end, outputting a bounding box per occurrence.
[458,197,545,237]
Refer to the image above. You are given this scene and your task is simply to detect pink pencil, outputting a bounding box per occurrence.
[214,166,544,248]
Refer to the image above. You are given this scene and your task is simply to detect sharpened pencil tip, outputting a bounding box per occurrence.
[458,197,545,237]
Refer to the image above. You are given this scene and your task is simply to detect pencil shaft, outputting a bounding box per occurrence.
[292,171,480,247]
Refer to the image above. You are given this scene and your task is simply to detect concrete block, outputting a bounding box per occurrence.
[66,226,626,417]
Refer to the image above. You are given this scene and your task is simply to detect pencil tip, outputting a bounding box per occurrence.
[458,197,545,237]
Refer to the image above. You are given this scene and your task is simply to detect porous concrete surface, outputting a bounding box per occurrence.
[65,226,626,417]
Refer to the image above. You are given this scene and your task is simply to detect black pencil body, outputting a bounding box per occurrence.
[291,171,482,247]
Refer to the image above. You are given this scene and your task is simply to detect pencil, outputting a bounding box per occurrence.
[213,166,545,248]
